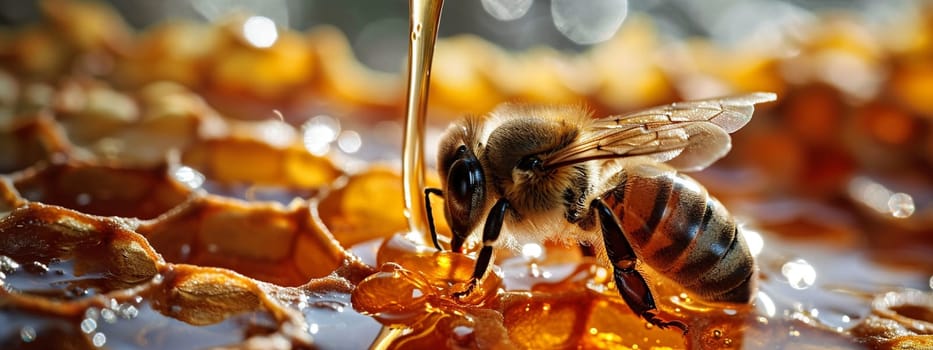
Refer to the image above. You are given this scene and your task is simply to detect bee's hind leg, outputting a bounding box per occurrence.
[453,198,509,298]
[593,199,689,334]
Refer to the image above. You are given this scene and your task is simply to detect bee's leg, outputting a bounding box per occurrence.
[454,198,509,298]
[424,188,445,251]
[593,199,689,334]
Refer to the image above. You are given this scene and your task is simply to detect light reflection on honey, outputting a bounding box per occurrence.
[0,1,931,349]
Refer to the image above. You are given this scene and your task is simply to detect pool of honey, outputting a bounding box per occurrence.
[1,1,931,349]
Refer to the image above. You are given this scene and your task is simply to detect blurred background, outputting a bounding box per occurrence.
[0,0,923,72]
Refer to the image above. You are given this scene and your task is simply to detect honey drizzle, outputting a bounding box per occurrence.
[401,0,444,237]
[369,326,408,350]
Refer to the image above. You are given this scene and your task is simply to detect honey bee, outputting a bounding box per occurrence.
[424,93,776,333]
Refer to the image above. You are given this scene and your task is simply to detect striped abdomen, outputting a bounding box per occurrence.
[598,164,756,303]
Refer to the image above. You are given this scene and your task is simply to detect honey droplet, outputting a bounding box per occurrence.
[451,325,475,345]
[887,192,915,218]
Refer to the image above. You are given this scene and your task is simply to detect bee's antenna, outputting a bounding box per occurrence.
[424,188,445,251]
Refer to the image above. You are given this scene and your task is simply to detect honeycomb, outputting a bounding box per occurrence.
[1,1,932,349]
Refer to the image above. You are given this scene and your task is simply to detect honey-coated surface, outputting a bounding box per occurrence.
[1,1,932,349]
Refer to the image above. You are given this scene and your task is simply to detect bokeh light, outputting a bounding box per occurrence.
[551,0,628,44]
[481,0,533,21]
[242,15,278,48]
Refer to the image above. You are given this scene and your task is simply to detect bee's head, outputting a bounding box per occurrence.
[437,118,486,252]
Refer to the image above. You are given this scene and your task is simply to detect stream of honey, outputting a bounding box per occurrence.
[0,1,931,349]
[401,0,444,241]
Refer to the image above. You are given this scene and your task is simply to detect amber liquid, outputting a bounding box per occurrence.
[401,0,444,238]
[389,0,445,345]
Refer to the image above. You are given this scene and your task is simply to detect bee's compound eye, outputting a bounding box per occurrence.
[448,158,481,207]
[444,145,485,237]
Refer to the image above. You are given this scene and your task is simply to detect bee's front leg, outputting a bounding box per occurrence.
[593,199,689,334]
[424,188,445,251]
[453,198,509,298]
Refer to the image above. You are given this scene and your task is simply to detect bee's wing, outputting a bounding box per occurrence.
[543,92,776,172]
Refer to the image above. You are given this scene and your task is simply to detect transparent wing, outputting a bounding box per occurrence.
[543,92,776,172]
